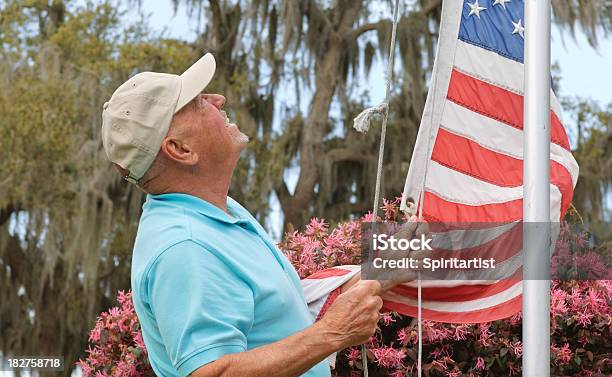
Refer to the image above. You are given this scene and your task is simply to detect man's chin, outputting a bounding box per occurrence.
[232,133,250,151]
[232,133,248,144]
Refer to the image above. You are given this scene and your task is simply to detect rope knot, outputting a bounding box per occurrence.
[352,102,389,133]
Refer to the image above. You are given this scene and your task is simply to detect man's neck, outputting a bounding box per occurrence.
[151,164,235,214]
[186,183,231,214]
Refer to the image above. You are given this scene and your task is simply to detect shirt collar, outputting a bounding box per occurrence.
[147,193,247,225]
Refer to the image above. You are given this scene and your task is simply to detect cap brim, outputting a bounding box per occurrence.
[175,53,216,113]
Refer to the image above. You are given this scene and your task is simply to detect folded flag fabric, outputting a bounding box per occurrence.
[302,265,361,367]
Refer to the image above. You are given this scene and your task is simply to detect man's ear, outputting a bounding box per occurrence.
[160,136,199,166]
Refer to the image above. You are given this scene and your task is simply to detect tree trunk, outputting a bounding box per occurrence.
[281,0,365,230]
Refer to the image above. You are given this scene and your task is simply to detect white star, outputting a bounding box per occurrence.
[493,0,511,9]
[467,1,487,18]
[512,19,525,38]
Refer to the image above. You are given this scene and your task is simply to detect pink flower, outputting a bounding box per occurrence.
[551,343,572,365]
[509,311,522,326]
[88,324,102,343]
[381,198,399,220]
[133,331,145,348]
[305,218,328,237]
[379,312,395,326]
[362,211,380,223]
[396,328,409,345]
[475,356,485,370]
[576,310,593,327]
[345,347,361,363]
[511,341,522,357]
[452,324,469,340]
[431,356,454,371]
[507,362,521,376]
[445,369,461,377]
[478,323,493,347]
[371,346,406,368]
[551,288,568,316]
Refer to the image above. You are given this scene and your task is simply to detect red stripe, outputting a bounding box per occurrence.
[423,191,523,223]
[447,69,570,150]
[432,128,522,187]
[315,287,342,321]
[431,128,574,214]
[391,275,522,302]
[382,294,522,324]
[305,268,351,279]
[553,160,573,215]
[428,223,523,264]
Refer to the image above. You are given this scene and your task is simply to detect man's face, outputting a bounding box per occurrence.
[174,93,249,165]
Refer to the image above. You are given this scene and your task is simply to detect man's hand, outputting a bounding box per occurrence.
[317,280,383,348]
[363,215,430,286]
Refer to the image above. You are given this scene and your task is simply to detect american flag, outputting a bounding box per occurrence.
[303,0,579,325]
[391,0,579,323]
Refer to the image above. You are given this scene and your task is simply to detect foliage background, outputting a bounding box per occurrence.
[0,0,610,375]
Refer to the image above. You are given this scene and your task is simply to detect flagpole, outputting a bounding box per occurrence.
[523,0,551,376]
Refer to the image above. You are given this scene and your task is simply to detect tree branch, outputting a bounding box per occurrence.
[274,181,292,211]
[326,201,370,216]
[421,0,442,16]
[307,0,333,30]
[327,148,370,163]
[347,21,380,40]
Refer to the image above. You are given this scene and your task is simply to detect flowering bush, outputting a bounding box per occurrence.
[79,198,611,376]
[77,291,153,376]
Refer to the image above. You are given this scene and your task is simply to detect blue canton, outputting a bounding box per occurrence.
[459,0,526,63]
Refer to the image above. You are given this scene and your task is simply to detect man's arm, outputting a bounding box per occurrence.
[191,280,383,377]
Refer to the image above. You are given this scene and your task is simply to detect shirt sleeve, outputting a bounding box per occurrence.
[146,239,254,376]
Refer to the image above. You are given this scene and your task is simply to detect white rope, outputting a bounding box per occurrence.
[417,273,422,377]
[352,0,411,376]
[415,182,427,377]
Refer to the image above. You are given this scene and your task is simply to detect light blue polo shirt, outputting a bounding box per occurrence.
[131,193,331,377]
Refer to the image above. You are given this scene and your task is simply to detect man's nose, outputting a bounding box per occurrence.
[203,94,226,110]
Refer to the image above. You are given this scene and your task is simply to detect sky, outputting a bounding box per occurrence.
[141,1,612,106]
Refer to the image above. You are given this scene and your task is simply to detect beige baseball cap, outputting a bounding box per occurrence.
[101,53,216,183]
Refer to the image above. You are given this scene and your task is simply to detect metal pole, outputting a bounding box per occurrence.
[523,0,551,376]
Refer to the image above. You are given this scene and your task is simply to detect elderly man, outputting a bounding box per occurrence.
[102,54,416,377]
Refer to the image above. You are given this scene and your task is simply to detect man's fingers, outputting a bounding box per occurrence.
[354,280,382,295]
[395,216,418,239]
[415,221,430,238]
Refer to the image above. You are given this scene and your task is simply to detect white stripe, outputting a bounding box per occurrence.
[426,160,563,221]
[440,100,579,186]
[383,280,522,312]
[551,184,562,221]
[430,221,519,250]
[454,39,563,119]
[425,160,523,205]
[301,265,359,303]
[552,143,578,187]
[402,279,500,288]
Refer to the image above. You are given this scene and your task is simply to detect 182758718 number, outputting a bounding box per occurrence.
[2,356,64,371]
